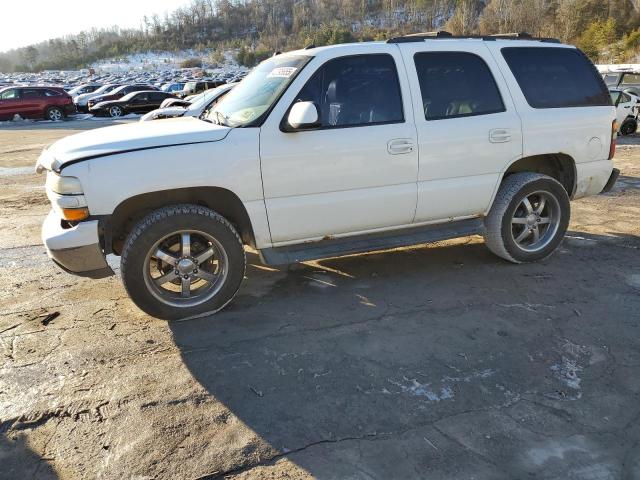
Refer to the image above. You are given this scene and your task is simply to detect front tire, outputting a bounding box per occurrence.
[121,205,246,320]
[483,173,570,263]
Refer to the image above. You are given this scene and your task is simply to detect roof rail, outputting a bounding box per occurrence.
[387,31,560,44]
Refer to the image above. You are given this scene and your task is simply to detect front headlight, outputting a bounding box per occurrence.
[46,172,89,221]
[46,172,84,195]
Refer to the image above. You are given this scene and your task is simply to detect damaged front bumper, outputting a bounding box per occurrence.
[42,210,113,279]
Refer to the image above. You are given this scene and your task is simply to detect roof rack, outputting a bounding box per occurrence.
[387,31,560,44]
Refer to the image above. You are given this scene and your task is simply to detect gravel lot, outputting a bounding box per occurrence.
[1,122,639,479]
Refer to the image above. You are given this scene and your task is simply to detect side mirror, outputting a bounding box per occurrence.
[286,101,320,131]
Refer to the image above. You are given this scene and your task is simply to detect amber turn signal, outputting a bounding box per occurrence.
[61,207,90,222]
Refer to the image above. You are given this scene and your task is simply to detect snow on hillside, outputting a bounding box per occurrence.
[91,49,241,73]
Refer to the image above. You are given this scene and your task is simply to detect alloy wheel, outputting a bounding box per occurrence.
[510,190,561,253]
[143,230,228,308]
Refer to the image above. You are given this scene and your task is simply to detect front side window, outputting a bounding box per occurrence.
[622,92,633,103]
[1,89,19,100]
[502,47,611,108]
[291,54,404,128]
[207,54,310,127]
[414,52,505,120]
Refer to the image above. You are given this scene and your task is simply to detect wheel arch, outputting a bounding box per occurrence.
[502,153,576,198]
[107,187,256,255]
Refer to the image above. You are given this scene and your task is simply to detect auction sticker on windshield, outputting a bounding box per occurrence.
[267,67,297,78]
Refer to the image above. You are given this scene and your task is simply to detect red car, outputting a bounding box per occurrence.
[0,86,75,121]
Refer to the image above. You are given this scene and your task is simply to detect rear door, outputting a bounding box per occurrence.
[21,88,46,118]
[398,41,523,222]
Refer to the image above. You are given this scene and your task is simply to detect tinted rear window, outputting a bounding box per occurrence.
[502,47,611,108]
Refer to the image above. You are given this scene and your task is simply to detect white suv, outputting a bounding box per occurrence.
[37,33,619,319]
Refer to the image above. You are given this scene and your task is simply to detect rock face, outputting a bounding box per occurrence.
[1,125,640,479]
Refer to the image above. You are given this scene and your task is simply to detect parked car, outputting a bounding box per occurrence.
[67,83,102,98]
[0,86,75,121]
[610,88,639,135]
[161,82,185,93]
[602,71,640,96]
[74,84,123,112]
[176,80,226,98]
[90,90,177,117]
[159,96,192,109]
[140,83,236,121]
[87,84,158,111]
[37,34,618,319]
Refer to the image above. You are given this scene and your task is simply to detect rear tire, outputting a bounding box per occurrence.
[45,106,64,121]
[483,173,570,264]
[121,204,246,320]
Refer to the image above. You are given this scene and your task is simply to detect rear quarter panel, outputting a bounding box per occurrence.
[486,42,616,197]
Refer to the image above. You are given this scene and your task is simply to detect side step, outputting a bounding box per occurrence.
[259,218,485,265]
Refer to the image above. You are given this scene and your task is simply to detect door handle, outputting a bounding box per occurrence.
[387,138,415,155]
[489,128,512,143]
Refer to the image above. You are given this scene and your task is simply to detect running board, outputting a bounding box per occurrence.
[259,218,485,265]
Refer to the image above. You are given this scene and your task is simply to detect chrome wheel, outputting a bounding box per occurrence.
[143,230,228,308]
[109,106,122,117]
[48,108,63,121]
[510,190,561,253]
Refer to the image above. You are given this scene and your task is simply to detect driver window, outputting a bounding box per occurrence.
[292,54,404,128]
[1,89,19,100]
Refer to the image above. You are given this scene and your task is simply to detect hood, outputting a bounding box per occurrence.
[36,117,231,173]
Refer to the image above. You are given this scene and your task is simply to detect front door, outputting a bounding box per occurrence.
[259,47,419,244]
[0,88,22,120]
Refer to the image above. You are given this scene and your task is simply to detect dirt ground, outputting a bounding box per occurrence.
[0,121,639,480]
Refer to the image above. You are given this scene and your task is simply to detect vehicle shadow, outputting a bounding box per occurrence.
[0,433,58,479]
[169,231,640,477]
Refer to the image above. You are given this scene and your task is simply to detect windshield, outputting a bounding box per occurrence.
[207,55,310,127]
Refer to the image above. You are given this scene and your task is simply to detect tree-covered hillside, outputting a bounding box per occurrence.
[2,0,640,72]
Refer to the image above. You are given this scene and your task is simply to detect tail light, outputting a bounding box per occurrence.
[608,120,618,160]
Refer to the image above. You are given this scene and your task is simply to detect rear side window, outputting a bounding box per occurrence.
[413,52,505,120]
[502,47,611,108]
[22,89,43,98]
[292,54,404,128]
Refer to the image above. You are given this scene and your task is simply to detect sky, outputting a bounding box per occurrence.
[1,0,193,52]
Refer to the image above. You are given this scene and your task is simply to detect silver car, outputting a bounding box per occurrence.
[139,83,236,121]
